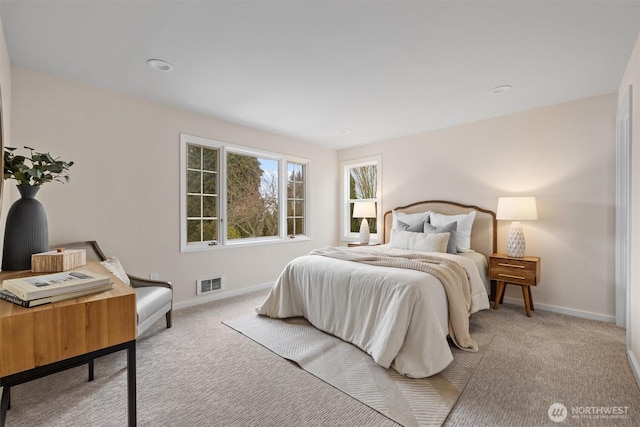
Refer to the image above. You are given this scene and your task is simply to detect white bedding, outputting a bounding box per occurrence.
[256,245,490,378]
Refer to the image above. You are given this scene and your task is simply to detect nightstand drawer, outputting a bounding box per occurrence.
[490,268,537,286]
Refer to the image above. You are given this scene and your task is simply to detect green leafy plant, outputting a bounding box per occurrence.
[4,146,74,186]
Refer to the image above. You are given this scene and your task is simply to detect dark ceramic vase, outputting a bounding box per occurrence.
[2,185,49,271]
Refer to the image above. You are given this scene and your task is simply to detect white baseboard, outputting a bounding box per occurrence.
[173,282,273,311]
[628,349,640,386]
[501,296,616,323]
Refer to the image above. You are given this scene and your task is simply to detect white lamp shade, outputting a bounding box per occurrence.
[353,201,376,218]
[496,197,538,221]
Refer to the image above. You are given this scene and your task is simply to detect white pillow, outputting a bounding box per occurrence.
[392,210,430,229]
[389,229,450,253]
[430,211,477,252]
[100,256,131,286]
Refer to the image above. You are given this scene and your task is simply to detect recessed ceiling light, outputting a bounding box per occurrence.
[340,128,352,134]
[147,59,173,72]
[489,85,512,95]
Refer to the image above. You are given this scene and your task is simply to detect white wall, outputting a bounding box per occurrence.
[0,15,11,229]
[7,66,338,307]
[339,93,617,321]
[619,33,640,382]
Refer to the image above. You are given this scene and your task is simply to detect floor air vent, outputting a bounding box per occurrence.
[197,277,222,295]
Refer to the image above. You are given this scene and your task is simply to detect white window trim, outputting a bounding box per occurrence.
[180,133,310,252]
[340,155,382,242]
[283,159,310,240]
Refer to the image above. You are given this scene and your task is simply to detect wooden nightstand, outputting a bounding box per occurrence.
[490,253,541,317]
[347,242,380,247]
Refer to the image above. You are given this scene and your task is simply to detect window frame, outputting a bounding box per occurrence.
[180,133,310,252]
[341,156,382,242]
[286,161,307,237]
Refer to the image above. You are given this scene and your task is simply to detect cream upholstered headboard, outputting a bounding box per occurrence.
[383,200,497,261]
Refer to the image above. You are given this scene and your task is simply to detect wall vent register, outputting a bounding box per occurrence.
[197,277,222,295]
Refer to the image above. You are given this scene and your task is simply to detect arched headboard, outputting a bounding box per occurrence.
[383,200,497,261]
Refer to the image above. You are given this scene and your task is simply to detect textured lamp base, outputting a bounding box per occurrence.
[359,218,370,244]
[506,221,526,258]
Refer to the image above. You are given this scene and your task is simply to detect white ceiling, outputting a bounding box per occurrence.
[0,1,638,150]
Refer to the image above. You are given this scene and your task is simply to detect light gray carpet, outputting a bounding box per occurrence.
[447,303,640,427]
[224,315,492,427]
[3,289,640,426]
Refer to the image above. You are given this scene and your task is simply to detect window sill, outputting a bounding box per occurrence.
[181,235,311,253]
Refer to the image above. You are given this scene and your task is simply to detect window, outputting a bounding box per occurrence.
[226,152,280,240]
[186,144,219,244]
[341,157,381,241]
[180,134,309,251]
[287,162,305,236]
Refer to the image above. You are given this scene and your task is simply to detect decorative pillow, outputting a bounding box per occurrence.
[424,221,458,254]
[430,211,477,252]
[100,256,131,286]
[397,219,426,233]
[389,229,450,253]
[392,210,430,230]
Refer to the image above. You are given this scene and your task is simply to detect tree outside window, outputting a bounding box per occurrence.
[349,164,377,234]
[226,153,279,240]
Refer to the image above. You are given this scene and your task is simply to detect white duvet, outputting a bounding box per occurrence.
[256,246,490,378]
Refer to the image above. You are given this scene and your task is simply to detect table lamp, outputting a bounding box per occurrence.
[352,201,376,244]
[496,197,537,258]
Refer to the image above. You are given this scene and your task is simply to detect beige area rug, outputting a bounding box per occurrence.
[224,315,493,427]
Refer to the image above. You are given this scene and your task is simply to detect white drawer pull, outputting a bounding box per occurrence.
[498,263,525,269]
[498,273,526,280]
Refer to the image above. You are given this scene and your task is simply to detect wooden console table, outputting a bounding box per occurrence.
[0,260,137,426]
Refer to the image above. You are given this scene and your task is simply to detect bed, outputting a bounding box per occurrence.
[256,200,497,378]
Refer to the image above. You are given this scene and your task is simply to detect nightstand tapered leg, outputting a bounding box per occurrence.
[527,286,534,311]
[493,281,506,310]
[522,285,532,317]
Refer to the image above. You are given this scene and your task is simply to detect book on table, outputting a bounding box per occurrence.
[0,283,113,308]
[2,270,112,301]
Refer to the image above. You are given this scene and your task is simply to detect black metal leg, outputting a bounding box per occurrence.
[127,342,136,427]
[1,340,135,426]
[88,359,94,382]
[1,386,9,427]
[165,310,172,328]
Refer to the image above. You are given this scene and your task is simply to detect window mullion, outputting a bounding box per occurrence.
[280,159,287,239]
[219,145,227,246]
[200,146,204,243]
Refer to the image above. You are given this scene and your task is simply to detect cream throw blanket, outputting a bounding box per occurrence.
[310,246,478,352]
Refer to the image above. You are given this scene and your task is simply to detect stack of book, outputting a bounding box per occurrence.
[0,270,112,308]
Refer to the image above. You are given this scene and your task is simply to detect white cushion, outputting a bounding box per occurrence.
[430,211,477,252]
[135,286,172,325]
[389,229,449,253]
[100,256,131,286]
